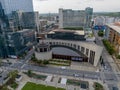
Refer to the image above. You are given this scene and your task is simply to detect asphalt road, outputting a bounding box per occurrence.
[94,30,119,89]
[1,30,120,89]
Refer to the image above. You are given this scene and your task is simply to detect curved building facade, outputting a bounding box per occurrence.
[39,39,103,66]
[35,43,52,60]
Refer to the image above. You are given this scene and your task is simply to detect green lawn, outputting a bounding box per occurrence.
[22,82,65,90]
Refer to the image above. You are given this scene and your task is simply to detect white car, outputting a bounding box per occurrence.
[61,66,66,69]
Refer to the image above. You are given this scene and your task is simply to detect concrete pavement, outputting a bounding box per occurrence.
[16,71,109,90]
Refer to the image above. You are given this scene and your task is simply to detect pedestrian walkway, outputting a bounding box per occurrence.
[16,73,30,90]
[16,71,109,90]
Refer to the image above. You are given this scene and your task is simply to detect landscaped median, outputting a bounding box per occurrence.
[0,70,19,90]
[24,70,47,80]
[67,79,89,89]
[22,82,65,90]
[30,55,71,66]
[49,59,71,66]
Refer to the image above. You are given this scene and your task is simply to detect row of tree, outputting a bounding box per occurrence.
[102,39,115,55]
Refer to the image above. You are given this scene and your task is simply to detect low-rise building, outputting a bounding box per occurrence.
[39,39,103,66]
[105,22,120,54]
[47,29,86,41]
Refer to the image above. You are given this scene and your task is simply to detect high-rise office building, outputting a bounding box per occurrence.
[0,2,8,58]
[11,11,39,32]
[6,29,35,58]
[59,7,93,28]
[85,7,93,27]
[0,0,34,15]
[22,12,39,31]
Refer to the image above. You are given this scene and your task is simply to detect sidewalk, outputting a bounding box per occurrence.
[16,71,109,90]
[16,73,30,90]
[112,56,120,72]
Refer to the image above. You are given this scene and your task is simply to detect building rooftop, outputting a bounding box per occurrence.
[36,43,50,48]
[107,24,120,33]
[52,47,81,57]
[48,29,85,35]
[17,29,34,33]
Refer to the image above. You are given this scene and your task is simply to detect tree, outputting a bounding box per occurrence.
[43,60,49,65]
[37,60,42,65]
[7,70,18,84]
[27,70,32,77]
[98,30,104,37]
[31,54,37,62]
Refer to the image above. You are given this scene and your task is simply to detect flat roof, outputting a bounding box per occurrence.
[52,47,81,57]
[45,76,52,82]
[17,29,34,33]
[60,78,67,85]
[48,29,85,35]
[107,24,120,33]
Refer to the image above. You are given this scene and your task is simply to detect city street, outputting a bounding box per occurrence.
[1,31,120,89]
[94,30,120,89]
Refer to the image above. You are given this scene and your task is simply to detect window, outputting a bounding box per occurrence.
[81,47,85,53]
[89,50,95,65]
[53,42,55,45]
[73,44,76,48]
[78,45,80,50]
[56,42,58,45]
[49,42,52,45]
[86,48,89,56]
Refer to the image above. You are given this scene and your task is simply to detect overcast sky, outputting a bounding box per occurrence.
[33,0,120,13]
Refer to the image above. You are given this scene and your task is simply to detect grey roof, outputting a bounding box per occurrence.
[52,47,80,57]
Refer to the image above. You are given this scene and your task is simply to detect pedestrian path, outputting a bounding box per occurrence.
[16,71,109,90]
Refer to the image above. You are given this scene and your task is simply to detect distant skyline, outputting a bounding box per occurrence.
[33,0,120,13]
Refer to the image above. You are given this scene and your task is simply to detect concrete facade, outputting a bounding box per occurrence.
[35,51,52,60]
[35,43,52,60]
[39,39,103,66]
[59,7,93,28]
[105,23,120,55]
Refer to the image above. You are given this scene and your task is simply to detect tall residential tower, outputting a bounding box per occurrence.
[59,7,93,28]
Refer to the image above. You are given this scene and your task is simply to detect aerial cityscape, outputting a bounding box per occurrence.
[0,0,120,90]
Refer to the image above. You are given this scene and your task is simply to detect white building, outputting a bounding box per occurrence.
[59,8,93,28]
[0,0,34,14]
[35,43,52,60]
[39,39,103,66]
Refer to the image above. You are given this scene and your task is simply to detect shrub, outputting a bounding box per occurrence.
[94,82,104,90]
[43,60,49,65]
[98,30,104,37]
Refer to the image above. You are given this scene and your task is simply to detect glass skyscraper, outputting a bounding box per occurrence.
[0,0,34,15]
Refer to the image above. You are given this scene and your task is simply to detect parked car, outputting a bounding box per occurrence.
[73,74,79,77]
